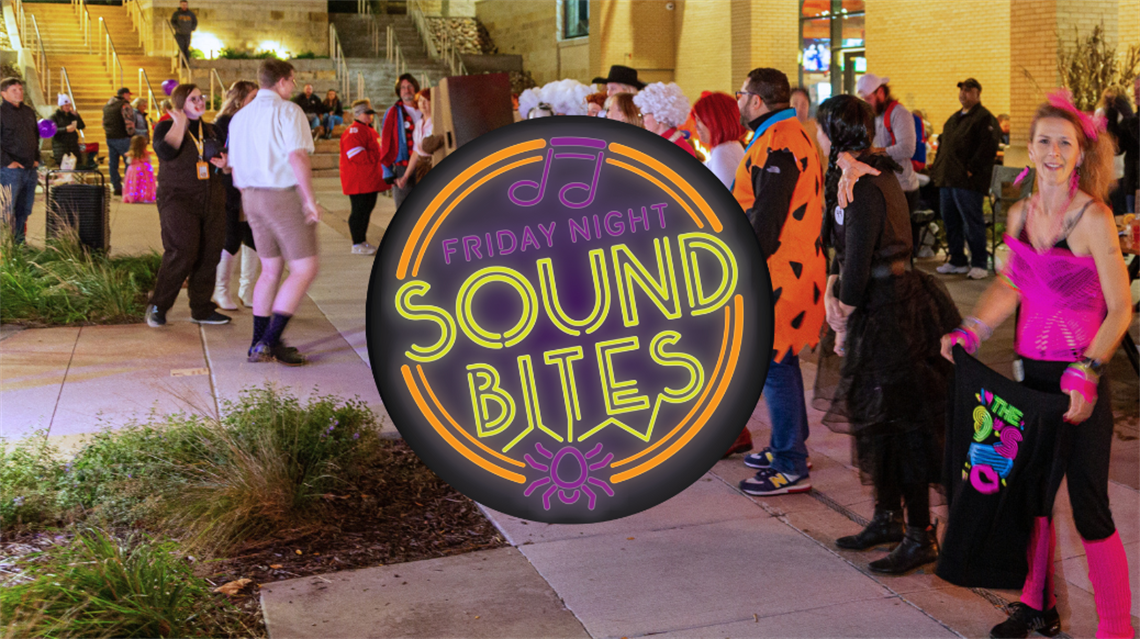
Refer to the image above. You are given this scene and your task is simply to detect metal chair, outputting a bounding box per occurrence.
[987,166,1035,271]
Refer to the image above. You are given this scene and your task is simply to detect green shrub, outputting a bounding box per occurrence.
[0,527,232,638]
[0,432,68,528]
[0,229,161,326]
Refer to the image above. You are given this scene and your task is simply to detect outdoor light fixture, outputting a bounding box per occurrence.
[192,32,223,59]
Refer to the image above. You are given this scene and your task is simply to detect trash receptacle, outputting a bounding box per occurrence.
[46,170,110,251]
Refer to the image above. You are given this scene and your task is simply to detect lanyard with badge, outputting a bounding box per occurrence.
[188,124,208,180]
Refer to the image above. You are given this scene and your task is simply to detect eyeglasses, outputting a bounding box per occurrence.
[735,91,758,100]
[187,95,206,103]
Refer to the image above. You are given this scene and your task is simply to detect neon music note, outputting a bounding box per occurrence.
[552,137,606,209]
[509,148,554,207]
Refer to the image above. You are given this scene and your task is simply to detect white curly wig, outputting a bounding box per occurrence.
[517,79,594,118]
[632,82,691,128]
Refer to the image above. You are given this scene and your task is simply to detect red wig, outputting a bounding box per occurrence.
[691,91,747,148]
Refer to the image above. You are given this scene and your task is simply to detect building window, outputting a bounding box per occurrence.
[799,0,865,110]
[563,0,588,39]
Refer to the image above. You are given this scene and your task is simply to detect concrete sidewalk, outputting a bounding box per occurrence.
[2,179,1137,638]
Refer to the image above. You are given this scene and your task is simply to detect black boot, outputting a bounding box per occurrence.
[868,524,938,574]
[989,602,1060,638]
[836,509,904,550]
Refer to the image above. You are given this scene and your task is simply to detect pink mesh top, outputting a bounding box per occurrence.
[1002,234,1106,362]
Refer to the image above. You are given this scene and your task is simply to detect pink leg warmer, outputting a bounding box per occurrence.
[1083,531,1135,639]
[1021,517,1058,610]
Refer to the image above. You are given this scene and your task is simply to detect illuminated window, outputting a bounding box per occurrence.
[563,0,588,39]
[799,0,865,107]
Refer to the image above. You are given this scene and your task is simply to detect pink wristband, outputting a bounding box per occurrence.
[947,327,980,354]
[1060,364,1098,403]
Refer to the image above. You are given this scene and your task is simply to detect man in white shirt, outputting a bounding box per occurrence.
[228,59,320,366]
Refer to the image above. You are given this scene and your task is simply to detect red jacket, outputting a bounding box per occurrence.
[340,121,389,195]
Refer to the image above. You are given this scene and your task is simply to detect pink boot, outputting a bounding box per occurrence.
[1021,517,1058,611]
[1083,531,1135,639]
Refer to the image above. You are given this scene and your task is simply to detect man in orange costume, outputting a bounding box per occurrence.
[731,68,827,495]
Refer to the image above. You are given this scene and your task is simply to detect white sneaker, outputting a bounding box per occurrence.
[936,263,970,274]
[966,267,989,280]
[352,243,377,255]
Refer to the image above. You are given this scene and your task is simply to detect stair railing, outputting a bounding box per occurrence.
[28,14,50,96]
[408,0,439,60]
[437,26,467,77]
[208,67,225,112]
[161,20,191,83]
[98,17,124,90]
[356,71,365,103]
[123,0,145,50]
[386,25,407,77]
[329,24,350,99]
[71,0,91,51]
[138,67,159,123]
[60,67,85,142]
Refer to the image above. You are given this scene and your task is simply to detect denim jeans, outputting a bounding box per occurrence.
[940,187,988,269]
[1,166,39,243]
[106,137,132,193]
[307,114,321,130]
[764,354,811,476]
[321,114,343,135]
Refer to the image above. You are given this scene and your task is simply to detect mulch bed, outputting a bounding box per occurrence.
[0,440,506,638]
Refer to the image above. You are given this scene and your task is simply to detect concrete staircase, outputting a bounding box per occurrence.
[330,13,451,98]
[312,138,341,179]
[28,2,173,155]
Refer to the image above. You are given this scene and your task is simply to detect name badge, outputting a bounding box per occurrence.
[197,161,209,180]
[834,205,845,226]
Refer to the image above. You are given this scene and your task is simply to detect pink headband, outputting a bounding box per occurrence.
[1045,88,1106,141]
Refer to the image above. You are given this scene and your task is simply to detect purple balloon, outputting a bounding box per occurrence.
[38,119,57,139]
[162,79,179,96]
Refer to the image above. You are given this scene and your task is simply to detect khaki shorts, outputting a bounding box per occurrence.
[241,187,318,260]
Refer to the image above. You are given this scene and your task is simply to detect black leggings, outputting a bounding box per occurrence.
[1022,357,1116,541]
[349,192,378,245]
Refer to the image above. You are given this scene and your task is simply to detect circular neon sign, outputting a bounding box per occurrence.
[368,117,773,523]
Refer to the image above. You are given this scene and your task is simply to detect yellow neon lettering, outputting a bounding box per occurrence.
[504,354,564,452]
[612,238,682,328]
[456,266,539,349]
[678,233,739,316]
[543,346,585,442]
[394,280,456,362]
[537,250,611,336]
[649,331,704,402]
[466,363,516,438]
[595,337,650,416]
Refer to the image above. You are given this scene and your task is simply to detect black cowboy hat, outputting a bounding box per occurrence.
[591,65,645,90]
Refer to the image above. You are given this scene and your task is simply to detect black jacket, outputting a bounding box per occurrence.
[50,109,86,156]
[170,8,197,36]
[1,99,41,167]
[931,104,1000,193]
[102,96,135,139]
[293,93,323,116]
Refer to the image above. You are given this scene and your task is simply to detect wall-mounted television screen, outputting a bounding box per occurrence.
[802,41,830,73]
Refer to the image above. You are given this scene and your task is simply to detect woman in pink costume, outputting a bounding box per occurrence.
[941,91,1133,639]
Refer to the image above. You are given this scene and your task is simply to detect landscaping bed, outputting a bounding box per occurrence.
[1,387,504,638]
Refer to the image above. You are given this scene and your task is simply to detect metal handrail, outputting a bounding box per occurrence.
[98,17,124,90]
[72,0,91,50]
[123,0,145,50]
[161,19,190,82]
[356,71,364,103]
[208,68,225,112]
[138,67,159,124]
[12,0,25,47]
[408,0,439,60]
[407,0,466,76]
[386,25,407,77]
[29,15,50,97]
[59,67,85,142]
[329,24,350,98]
[358,0,371,15]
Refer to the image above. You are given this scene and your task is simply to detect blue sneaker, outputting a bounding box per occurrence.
[740,468,812,496]
[743,447,812,470]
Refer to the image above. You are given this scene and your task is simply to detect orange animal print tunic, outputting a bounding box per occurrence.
[732,110,826,361]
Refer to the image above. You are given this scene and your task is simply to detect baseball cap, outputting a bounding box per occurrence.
[352,101,376,116]
[957,78,982,92]
[855,73,889,98]
[117,87,133,97]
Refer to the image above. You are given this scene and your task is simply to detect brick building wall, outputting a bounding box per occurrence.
[865,0,1010,137]
[476,1,562,85]
[674,0,732,98]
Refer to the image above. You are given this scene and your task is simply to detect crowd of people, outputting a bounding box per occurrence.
[1,50,1136,638]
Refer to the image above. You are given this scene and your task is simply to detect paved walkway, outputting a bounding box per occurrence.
[2,179,1137,638]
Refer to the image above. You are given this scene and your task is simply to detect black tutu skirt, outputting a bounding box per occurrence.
[812,269,961,489]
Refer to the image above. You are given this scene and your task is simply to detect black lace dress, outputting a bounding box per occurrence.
[812,154,961,491]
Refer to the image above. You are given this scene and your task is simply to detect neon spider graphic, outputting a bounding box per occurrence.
[523,442,614,510]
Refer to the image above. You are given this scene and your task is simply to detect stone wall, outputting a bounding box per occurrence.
[137,0,328,58]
